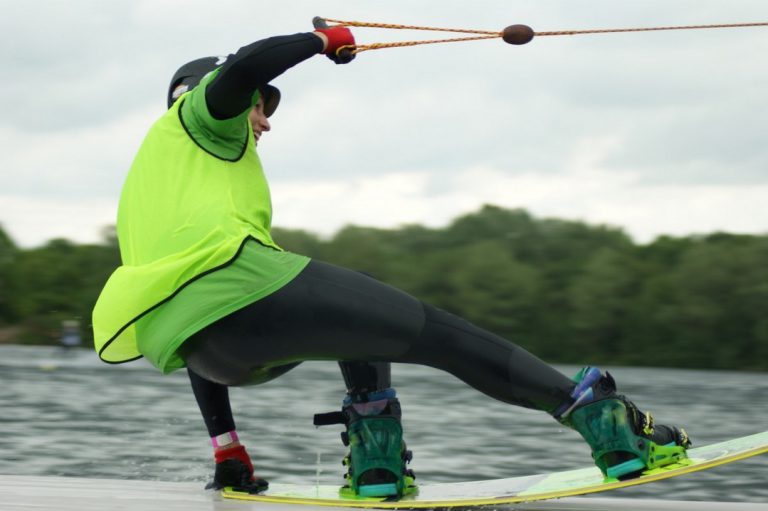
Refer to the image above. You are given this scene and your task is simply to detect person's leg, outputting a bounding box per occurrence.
[187,369,268,492]
[188,368,235,437]
[183,259,689,484]
[338,361,391,399]
[182,260,571,495]
[183,260,573,411]
[329,362,414,496]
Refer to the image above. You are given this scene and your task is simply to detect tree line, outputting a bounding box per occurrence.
[1,205,766,371]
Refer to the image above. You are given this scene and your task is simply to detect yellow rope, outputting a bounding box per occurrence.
[323,18,499,36]
[535,22,768,37]
[319,18,768,53]
[346,35,500,54]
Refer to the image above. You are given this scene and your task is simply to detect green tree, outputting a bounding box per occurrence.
[0,224,20,324]
[566,247,639,365]
[0,208,765,371]
[444,241,543,347]
[663,235,768,369]
[271,227,327,259]
[12,234,120,344]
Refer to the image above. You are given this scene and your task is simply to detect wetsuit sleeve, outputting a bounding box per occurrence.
[206,33,324,120]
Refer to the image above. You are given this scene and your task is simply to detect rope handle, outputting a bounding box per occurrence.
[313,16,356,61]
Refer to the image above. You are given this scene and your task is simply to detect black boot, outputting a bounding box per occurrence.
[314,390,415,497]
[554,367,691,480]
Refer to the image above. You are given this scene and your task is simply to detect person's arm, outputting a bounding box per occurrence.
[179,27,352,159]
[205,33,325,120]
[205,25,353,120]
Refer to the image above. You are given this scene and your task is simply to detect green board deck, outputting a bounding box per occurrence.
[223,430,768,509]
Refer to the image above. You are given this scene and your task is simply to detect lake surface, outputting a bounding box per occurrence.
[0,345,766,504]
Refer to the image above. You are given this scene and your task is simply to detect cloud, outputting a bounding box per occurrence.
[0,107,156,199]
[0,195,117,247]
[2,0,767,247]
[270,131,768,243]
[271,163,768,244]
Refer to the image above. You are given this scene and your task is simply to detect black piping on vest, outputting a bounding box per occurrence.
[98,235,262,364]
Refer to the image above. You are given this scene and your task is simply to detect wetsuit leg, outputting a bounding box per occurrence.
[182,260,574,413]
[339,361,392,399]
[338,270,393,400]
[188,368,236,436]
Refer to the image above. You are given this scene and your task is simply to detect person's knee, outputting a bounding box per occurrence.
[185,357,248,386]
[186,359,301,386]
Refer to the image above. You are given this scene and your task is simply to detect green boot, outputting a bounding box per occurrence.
[555,367,691,480]
[314,390,415,498]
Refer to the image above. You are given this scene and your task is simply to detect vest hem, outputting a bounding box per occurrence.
[97,235,263,364]
[154,255,310,373]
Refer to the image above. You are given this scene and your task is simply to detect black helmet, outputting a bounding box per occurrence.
[167,56,280,117]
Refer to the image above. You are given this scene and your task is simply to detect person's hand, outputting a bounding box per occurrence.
[314,25,356,64]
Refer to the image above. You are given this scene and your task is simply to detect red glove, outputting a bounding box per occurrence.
[314,26,356,64]
[211,444,268,492]
[214,444,254,473]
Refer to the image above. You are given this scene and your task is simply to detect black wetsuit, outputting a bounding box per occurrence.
[184,34,574,437]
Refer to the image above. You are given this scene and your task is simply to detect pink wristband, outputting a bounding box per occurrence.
[211,430,239,448]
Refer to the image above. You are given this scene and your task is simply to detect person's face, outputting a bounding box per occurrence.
[248,98,271,145]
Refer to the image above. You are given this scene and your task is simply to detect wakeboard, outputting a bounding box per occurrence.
[222,430,768,508]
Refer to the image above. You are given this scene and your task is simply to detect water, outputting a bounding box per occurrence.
[1,345,766,503]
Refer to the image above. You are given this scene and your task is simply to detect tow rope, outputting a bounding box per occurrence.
[314,17,768,54]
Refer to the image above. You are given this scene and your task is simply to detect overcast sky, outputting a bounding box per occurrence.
[1,1,766,248]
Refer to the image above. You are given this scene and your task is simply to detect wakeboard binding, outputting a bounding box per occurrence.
[555,367,691,480]
[314,391,416,497]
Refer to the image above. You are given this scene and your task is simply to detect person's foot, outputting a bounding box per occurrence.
[555,367,691,480]
[205,444,268,493]
[315,389,415,497]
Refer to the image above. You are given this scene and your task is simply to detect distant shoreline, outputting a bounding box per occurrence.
[0,326,21,344]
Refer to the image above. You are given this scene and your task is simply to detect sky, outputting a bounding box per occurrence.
[1,1,767,248]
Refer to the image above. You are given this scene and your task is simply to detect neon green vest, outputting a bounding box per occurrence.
[93,93,278,363]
